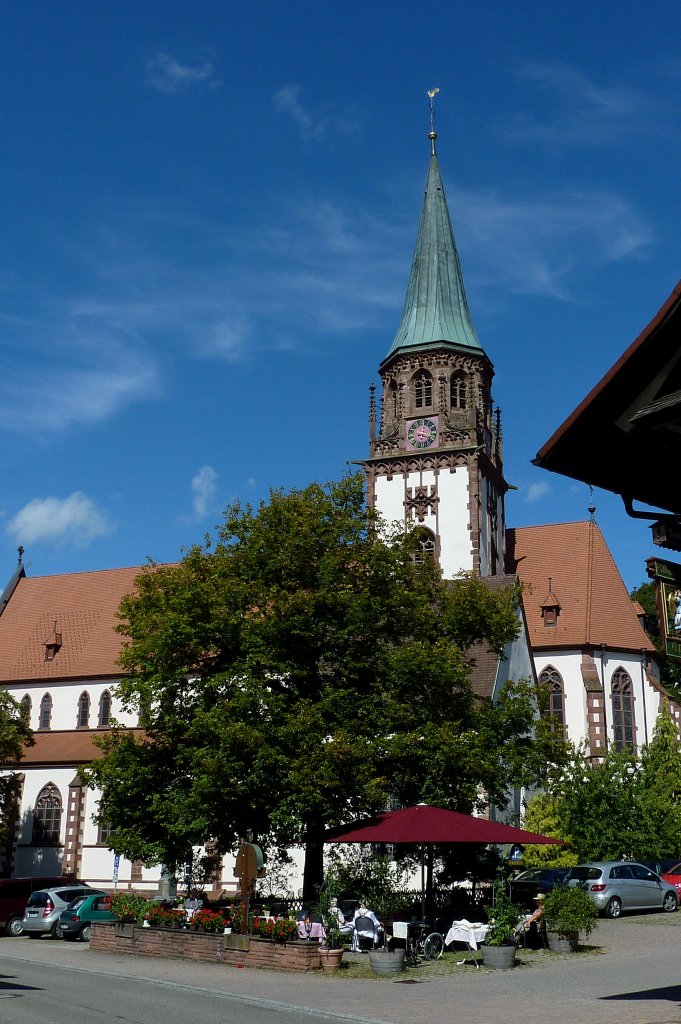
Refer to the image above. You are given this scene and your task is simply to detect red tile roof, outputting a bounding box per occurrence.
[0,567,142,683]
[507,521,654,653]
[18,729,128,765]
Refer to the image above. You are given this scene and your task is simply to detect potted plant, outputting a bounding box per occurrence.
[317,894,345,972]
[542,885,598,952]
[481,886,521,969]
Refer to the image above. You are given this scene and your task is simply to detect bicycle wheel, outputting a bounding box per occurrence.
[423,932,444,960]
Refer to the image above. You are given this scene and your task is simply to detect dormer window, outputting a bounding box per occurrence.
[44,622,62,662]
[540,578,561,628]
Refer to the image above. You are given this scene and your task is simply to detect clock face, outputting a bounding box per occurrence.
[406,416,438,450]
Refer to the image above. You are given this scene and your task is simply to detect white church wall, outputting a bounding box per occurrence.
[532,650,590,750]
[437,468,472,578]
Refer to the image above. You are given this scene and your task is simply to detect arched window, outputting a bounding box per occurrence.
[450,372,467,409]
[538,666,565,733]
[39,693,52,730]
[389,382,398,419]
[32,783,62,845]
[412,527,436,566]
[414,371,433,409]
[20,694,31,724]
[99,690,112,728]
[611,668,635,750]
[77,691,90,729]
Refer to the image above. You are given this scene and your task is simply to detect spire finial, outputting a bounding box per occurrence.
[588,485,596,522]
[427,87,439,155]
[17,546,24,566]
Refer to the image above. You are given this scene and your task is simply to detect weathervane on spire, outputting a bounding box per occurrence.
[427,87,439,155]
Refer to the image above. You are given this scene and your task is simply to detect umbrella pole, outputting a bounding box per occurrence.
[420,846,426,919]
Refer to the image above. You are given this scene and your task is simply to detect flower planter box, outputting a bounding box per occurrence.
[90,923,321,972]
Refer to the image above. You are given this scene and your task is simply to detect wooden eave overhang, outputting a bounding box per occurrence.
[534,280,681,516]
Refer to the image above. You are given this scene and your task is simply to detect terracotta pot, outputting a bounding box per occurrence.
[319,947,344,972]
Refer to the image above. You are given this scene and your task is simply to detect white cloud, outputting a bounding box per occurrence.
[146,52,217,94]
[452,186,651,299]
[191,466,218,520]
[274,85,325,141]
[525,481,551,504]
[0,341,159,437]
[6,492,112,547]
[506,62,656,146]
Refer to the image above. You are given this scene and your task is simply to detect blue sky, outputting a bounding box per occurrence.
[1,0,679,592]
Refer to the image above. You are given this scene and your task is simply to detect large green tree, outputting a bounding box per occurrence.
[527,705,681,863]
[0,691,32,848]
[86,474,554,896]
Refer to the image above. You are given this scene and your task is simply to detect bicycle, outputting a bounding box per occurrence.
[399,921,445,966]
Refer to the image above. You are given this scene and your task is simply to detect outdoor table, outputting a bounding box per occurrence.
[296,920,326,942]
[444,920,489,968]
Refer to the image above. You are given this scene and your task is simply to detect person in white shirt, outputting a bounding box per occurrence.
[353,904,383,948]
[329,897,354,935]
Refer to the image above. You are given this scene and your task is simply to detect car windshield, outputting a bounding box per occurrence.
[514,870,545,881]
[567,866,603,881]
[666,864,681,877]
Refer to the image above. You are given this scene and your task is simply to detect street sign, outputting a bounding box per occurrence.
[113,853,120,890]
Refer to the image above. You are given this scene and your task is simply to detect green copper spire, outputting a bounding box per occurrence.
[384,126,482,363]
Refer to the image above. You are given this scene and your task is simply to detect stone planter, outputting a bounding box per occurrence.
[114,923,135,938]
[546,931,579,953]
[319,947,344,972]
[369,948,405,976]
[91,924,320,971]
[481,943,517,970]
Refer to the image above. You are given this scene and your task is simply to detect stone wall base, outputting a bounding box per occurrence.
[90,923,321,972]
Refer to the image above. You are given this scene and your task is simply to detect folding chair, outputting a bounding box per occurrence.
[352,914,379,952]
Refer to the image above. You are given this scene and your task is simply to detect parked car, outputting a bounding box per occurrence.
[22,885,95,939]
[660,862,681,894]
[564,862,678,918]
[508,867,570,907]
[643,858,681,877]
[0,876,85,937]
[59,892,113,941]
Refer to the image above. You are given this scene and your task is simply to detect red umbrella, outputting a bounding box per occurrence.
[325,803,563,846]
[325,804,563,918]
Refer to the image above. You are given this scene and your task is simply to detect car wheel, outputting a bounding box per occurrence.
[80,924,91,942]
[663,892,678,913]
[6,917,24,937]
[51,922,64,940]
[423,933,444,959]
[604,897,622,919]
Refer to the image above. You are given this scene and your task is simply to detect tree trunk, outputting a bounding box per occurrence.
[302,821,324,901]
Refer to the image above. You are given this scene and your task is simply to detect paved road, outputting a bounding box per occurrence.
[1,914,680,1024]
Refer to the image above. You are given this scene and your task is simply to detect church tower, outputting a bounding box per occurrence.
[363,117,507,578]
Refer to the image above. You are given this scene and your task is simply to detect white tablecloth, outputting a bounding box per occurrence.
[444,920,489,950]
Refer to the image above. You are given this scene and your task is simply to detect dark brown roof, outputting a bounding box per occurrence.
[534,280,681,515]
[0,567,141,683]
[507,521,654,653]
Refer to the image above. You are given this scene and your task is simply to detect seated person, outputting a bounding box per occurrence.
[353,904,384,948]
[329,897,354,935]
[515,894,545,948]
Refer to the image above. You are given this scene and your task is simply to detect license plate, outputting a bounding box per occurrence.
[27,911,38,917]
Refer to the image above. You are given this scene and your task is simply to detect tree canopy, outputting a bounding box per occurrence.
[86,473,554,895]
[0,691,32,849]
[523,705,681,866]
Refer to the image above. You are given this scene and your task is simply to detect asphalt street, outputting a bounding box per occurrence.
[0,914,680,1024]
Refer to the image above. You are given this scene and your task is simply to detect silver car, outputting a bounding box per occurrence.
[23,885,94,939]
[565,861,678,918]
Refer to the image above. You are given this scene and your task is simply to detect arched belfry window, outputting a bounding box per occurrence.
[389,382,398,419]
[99,690,112,728]
[20,694,31,724]
[538,666,565,733]
[414,371,433,409]
[39,693,52,730]
[450,372,467,410]
[611,668,635,750]
[32,783,62,845]
[412,527,436,566]
[77,691,90,729]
